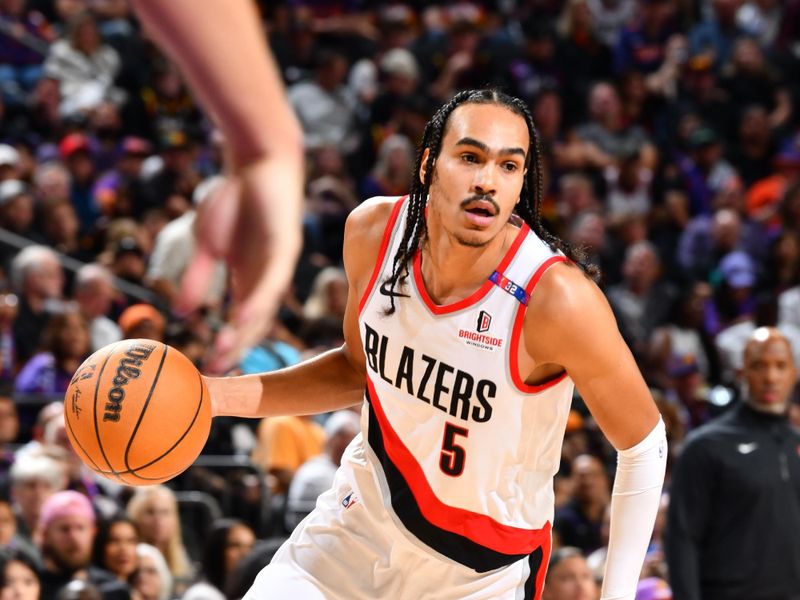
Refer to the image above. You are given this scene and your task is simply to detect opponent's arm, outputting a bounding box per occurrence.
[525,265,666,600]
[205,199,395,419]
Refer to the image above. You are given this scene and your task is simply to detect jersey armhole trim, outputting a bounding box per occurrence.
[358,196,407,314]
[509,255,569,394]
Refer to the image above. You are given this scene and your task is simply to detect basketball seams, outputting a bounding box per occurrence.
[92,341,126,481]
[124,369,207,478]
[123,344,169,473]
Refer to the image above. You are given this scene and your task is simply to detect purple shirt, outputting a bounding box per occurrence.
[14,352,72,395]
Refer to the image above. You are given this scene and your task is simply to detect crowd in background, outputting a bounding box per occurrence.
[0,0,799,598]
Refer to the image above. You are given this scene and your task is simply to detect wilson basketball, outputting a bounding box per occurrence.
[64,339,212,486]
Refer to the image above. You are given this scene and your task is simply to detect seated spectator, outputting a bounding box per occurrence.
[91,517,139,585]
[15,309,90,396]
[126,486,193,593]
[0,293,18,385]
[677,126,739,216]
[109,237,147,290]
[73,264,121,352]
[636,576,672,600]
[360,134,414,198]
[184,519,255,597]
[117,304,165,342]
[146,176,226,308]
[36,491,122,600]
[11,244,65,366]
[688,0,746,70]
[39,199,93,263]
[285,410,360,530]
[554,454,610,554]
[42,12,121,118]
[0,546,41,600]
[572,81,658,171]
[0,0,52,106]
[130,544,171,600]
[58,133,100,232]
[0,180,35,239]
[541,546,598,600]
[251,414,325,498]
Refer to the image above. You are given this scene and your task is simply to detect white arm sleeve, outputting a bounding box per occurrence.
[600,417,667,600]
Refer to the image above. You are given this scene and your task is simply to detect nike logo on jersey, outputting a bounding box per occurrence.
[738,442,758,454]
[378,280,410,298]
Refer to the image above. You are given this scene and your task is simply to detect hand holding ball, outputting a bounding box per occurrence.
[64,339,212,485]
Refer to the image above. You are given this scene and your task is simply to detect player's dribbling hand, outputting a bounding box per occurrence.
[177,154,303,374]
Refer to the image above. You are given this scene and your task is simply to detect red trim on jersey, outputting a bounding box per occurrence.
[509,256,569,393]
[533,534,552,600]
[413,223,530,315]
[366,376,551,555]
[358,196,407,314]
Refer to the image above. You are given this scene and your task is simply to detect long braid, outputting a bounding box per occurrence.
[383,89,598,316]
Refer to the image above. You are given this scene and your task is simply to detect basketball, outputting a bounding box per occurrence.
[63,339,212,486]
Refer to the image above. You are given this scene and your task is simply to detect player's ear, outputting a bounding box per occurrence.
[419,148,431,184]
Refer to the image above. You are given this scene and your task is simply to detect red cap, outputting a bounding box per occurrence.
[59,133,92,159]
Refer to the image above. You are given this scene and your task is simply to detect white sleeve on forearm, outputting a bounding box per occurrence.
[600,417,667,600]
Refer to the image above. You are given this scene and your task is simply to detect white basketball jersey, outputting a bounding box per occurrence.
[351,196,574,573]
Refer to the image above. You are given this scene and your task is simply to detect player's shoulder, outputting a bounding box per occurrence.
[343,195,406,282]
[344,195,405,248]
[527,261,607,324]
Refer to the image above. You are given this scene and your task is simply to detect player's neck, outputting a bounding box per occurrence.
[420,223,514,305]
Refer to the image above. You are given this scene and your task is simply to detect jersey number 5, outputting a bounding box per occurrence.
[440,422,469,477]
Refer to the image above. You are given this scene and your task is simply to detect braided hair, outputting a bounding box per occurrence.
[383,88,599,315]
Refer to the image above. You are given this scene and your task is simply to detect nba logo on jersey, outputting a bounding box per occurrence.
[341,492,359,510]
[477,310,492,333]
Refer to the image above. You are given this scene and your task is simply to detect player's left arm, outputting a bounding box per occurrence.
[525,263,666,600]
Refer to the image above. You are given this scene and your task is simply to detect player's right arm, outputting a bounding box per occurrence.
[204,198,397,419]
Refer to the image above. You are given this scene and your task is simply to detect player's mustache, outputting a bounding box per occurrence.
[460,195,500,214]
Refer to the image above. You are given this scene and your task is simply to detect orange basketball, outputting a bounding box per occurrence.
[64,339,211,486]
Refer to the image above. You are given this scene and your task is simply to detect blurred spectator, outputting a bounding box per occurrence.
[636,576,672,600]
[0,179,36,240]
[0,293,18,384]
[613,0,678,75]
[135,127,196,219]
[0,546,42,600]
[14,309,90,395]
[720,36,791,132]
[360,134,414,198]
[285,410,360,530]
[587,0,635,48]
[91,517,138,584]
[42,12,121,118]
[541,546,598,600]
[126,486,193,592]
[92,136,150,219]
[58,133,99,232]
[689,0,747,70]
[146,175,225,308]
[33,161,71,205]
[116,304,164,342]
[288,48,358,154]
[726,104,776,187]
[108,237,146,290]
[676,207,744,282]
[184,518,255,598]
[746,140,800,229]
[40,199,93,263]
[607,241,676,356]
[666,327,800,599]
[572,81,658,171]
[36,490,120,600]
[554,454,611,554]
[73,264,121,352]
[10,451,66,545]
[0,0,53,106]
[10,244,64,364]
[677,126,739,216]
[251,414,325,498]
[130,543,171,600]
[368,48,421,128]
[0,144,21,181]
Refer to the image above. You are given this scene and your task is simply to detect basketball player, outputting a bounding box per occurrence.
[131,0,304,372]
[206,90,667,599]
